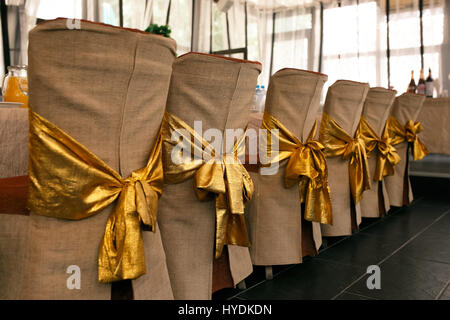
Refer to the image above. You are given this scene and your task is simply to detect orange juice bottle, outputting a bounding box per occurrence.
[2,66,28,108]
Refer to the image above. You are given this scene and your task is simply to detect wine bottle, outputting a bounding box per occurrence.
[417,69,426,95]
[425,68,434,98]
[407,70,416,93]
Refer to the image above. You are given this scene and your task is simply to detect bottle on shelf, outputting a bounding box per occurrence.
[417,69,426,95]
[425,68,434,98]
[252,85,260,112]
[259,85,266,113]
[407,70,416,94]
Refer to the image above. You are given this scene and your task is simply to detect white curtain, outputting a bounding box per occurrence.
[17,0,40,65]
[321,0,387,98]
[245,1,320,86]
[123,0,152,30]
[23,0,450,95]
[254,5,273,86]
[422,0,446,96]
[389,0,422,93]
[227,0,246,51]
[168,0,192,55]
[152,0,192,55]
[271,5,316,75]
[197,0,211,52]
[388,0,446,95]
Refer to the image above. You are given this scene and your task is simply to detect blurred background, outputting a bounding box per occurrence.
[0,0,448,97]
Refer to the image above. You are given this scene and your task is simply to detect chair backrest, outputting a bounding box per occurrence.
[28,18,176,177]
[361,87,397,136]
[264,68,328,141]
[322,80,369,136]
[164,53,261,151]
[390,93,426,125]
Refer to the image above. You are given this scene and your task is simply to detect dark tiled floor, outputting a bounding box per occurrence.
[213,176,450,300]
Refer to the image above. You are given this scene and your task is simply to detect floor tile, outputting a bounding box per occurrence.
[236,258,364,300]
[317,232,404,268]
[335,292,378,300]
[360,202,447,242]
[395,216,450,265]
[438,283,450,300]
[346,255,450,300]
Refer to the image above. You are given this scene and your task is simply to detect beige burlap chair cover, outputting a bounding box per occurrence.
[158,52,261,300]
[417,98,450,155]
[359,87,396,218]
[384,93,426,207]
[320,80,369,237]
[6,18,176,299]
[246,68,327,266]
[0,108,29,299]
[0,108,28,179]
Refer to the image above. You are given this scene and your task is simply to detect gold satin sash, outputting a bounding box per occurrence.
[386,116,429,161]
[28,111,163,283]
[357,116,400,181]
[161,111,252,259]
[319,112,371,203]
[261,112,332,225]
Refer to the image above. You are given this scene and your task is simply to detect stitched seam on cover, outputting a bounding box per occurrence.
[302,77,321,142]
[222,64,244,142]
[117,34,139,177]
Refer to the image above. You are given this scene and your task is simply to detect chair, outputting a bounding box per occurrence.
[246,68,328,275]
[359,87,397,218]
[12,18,176,299]
[320,80,370,237]
[384,93,426,207]
[158,52,261,299]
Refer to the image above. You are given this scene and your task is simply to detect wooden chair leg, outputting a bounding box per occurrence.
[265,266,273,280]
[236,280,247,290]
[322,237,328,249]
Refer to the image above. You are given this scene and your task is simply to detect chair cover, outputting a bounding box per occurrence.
[4,18,177,299]
[158,53,261,299]
[384,93,426,207]
[246,68,327,266]
[320,80,369,237]
[359,87,396,217]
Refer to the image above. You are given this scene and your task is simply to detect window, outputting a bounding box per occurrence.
[99,0,120,26]
[272,8,313,73]
[322,1,387,91]
[36,0,83,20]
[388,0,444,93]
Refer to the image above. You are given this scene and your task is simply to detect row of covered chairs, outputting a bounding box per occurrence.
[248,70,427,279]
[0,18,427,300]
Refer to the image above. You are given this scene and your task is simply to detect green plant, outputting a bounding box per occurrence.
[145,24,171,38]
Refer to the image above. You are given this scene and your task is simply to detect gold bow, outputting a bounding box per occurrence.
[27,111,163,283]
[261,112,332,225]
[386,116,429,161]
[319,112,371,203]
[357,116,401,181]
[161,111,252,259]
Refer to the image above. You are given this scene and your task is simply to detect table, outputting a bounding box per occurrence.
[417,97,450,155]
[0,107,28,179]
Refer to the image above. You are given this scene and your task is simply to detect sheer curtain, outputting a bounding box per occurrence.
[271,6,315,75]
[197,0,211,53]
[19,0,40,65]
[245,0,320,86]
[321,0,387,96]
[388,0,446,95]
[389,0,422,93]
[423,0,446,96]
[152,0,192,55]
